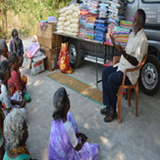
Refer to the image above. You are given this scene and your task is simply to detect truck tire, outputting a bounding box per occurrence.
[140,55,160,96]
[68,39,82,68]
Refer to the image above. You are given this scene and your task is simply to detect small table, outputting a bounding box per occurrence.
[96,42,115,88]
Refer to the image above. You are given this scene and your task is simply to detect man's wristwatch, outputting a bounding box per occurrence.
[125,54,128,60]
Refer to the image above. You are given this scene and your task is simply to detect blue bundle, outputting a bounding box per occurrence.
[94,36,106,42]
[85,23,95,30]
[94,23,106,28]
[95,30,105,34]
[95,33,106,39]
[79,20,87,24]
[95,19,108,24]
[95,26,108,32]
[94,19,108,42]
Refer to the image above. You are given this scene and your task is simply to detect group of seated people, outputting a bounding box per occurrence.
[0,8,148,160]
[0,30,30,159]
[0,29,100,160]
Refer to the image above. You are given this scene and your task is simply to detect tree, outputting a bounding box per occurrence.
[0,0,72,38]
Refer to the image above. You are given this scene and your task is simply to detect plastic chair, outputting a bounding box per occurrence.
[112,54,148,123]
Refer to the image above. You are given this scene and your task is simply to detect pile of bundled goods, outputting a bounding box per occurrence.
[78,9,88,38]
[88,0,99,18]
[108,0,127,26]
[78,1,93,40]
[23,42,46,75]
[105,19,132,46]
[56,4,81,37]
[84,16,96,40]
[105,24,115,45]
[48,16,57,24]
[105,0,129,45]
[25,42,40,59]
[120,20,132,29]
[32,51,43,58]
[94,20,108,42]
[111,20,132,47]
[112,26,131,47]
[98,0,110,19]
[84,0,99,40]
[80,0,91,9]
[78,0,100,40]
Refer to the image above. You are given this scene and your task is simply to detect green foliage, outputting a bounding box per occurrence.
[0,0,72,38]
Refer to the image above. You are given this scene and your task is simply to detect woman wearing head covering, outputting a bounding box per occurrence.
[48,87,100,160]
[8,53,27,100]
[3,108,30,159]
[9,29,24,56]
[0,60,26,118]
[0,39,10,62]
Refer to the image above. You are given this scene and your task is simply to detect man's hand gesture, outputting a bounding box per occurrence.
[110,34,126,55]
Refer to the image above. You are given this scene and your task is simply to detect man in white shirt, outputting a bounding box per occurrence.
[101,9,148,122]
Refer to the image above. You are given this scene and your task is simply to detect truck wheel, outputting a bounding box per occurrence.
[140,55,160,96]
[68,39,82,68]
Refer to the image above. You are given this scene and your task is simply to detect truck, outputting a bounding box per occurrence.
[66,0,160,96]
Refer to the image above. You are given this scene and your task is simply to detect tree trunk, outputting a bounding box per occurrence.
[1,9,4,37]
[1,0,5,38]
[4,9,7,39]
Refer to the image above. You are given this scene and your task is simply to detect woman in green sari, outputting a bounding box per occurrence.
[3,108,37,160]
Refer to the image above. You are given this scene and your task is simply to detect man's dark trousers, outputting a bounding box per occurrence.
[102,66,131,114]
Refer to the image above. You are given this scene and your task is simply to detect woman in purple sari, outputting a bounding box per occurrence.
[48,87,100,160]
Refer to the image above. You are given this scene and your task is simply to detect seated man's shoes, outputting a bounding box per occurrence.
[100,107,108,115]
[104,113,117,122]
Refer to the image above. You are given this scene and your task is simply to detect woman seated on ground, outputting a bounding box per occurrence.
[3,108,35,160]
[48,87,100,160]
[0,39,10,62]
[8,53,27,99]
[0,60,26,118]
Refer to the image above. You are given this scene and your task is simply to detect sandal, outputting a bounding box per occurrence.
[104,113,117,123]
[100,107,108,115]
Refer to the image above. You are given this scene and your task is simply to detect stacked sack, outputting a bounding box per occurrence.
[108,0,127,25]
[94,20,108,42]
[57,4,81,37]
[98,0,110,19]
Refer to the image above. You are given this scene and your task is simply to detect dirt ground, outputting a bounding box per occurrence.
[17,37,160,160]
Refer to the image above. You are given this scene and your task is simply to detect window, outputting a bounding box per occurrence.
[128,0,135,2]
[143,0,160,2]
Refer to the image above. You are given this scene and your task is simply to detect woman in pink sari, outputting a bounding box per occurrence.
[8,53,27,99]
[48,87,100,160]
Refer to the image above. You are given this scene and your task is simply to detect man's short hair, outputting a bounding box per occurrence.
[137,9,146,28]
[11,29,18,38]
